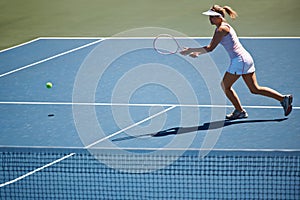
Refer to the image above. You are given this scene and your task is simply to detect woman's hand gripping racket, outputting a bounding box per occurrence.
[153,34,183,55]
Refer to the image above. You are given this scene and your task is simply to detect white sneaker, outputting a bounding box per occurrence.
[226,109,248,120]
[281,95,293,116]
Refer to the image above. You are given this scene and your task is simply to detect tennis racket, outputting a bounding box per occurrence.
[153,34,183,55]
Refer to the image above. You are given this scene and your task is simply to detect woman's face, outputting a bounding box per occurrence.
[209,16,220,25]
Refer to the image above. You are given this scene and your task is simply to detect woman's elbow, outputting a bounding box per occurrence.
[206,46,215,52]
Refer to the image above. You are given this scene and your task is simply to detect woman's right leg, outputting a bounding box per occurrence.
[221,72,243,111]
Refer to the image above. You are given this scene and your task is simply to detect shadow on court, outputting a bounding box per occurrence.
[112,118,288,142]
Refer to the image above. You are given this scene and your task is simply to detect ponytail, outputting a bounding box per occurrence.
[223,6,238,19]
[211,5,238,20]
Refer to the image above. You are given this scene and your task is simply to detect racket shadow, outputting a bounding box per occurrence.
[112,118,288,142]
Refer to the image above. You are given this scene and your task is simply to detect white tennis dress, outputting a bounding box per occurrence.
[219,23,255,75]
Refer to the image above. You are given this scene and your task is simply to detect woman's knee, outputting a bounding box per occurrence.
[242,72,261,95]
[249,86,261,94]
[221,81,231,92]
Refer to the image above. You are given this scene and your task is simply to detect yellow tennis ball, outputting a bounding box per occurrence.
[46,82,53,89]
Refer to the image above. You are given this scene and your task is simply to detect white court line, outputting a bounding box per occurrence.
[0,153,75,187]
[0,105,176,187]
[85,105,176,149]
[0,101,299,109]
[38,37,103,40]
[0,38,41,53]
[1,36,298,53]
[36,36,300,39]
[0,39,104,78]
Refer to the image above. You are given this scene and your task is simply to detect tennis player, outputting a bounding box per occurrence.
[180,5,293,120]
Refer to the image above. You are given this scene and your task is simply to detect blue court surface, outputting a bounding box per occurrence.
[0,37,299,199]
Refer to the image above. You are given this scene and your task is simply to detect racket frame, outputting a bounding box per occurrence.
[153,34,182,55]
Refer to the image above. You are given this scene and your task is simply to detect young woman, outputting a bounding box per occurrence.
[180,5,293,120]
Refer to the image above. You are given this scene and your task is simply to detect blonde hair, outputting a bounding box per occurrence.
[211,5,238,19]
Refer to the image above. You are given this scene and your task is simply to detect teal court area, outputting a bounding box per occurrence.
[0,37,299,199]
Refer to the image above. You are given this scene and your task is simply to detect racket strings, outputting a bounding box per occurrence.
[153,34,182,55]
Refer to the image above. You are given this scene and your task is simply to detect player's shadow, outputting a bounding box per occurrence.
[112,118,288,142]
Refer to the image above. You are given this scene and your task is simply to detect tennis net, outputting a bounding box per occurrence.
[0,147,299,199]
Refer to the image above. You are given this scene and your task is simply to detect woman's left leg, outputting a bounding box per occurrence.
[242,72,284,102]
[242,72,293,116]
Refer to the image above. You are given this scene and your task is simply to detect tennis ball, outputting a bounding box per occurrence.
[46,82,53,89]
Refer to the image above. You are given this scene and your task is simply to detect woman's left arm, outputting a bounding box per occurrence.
[180,26,228,58]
